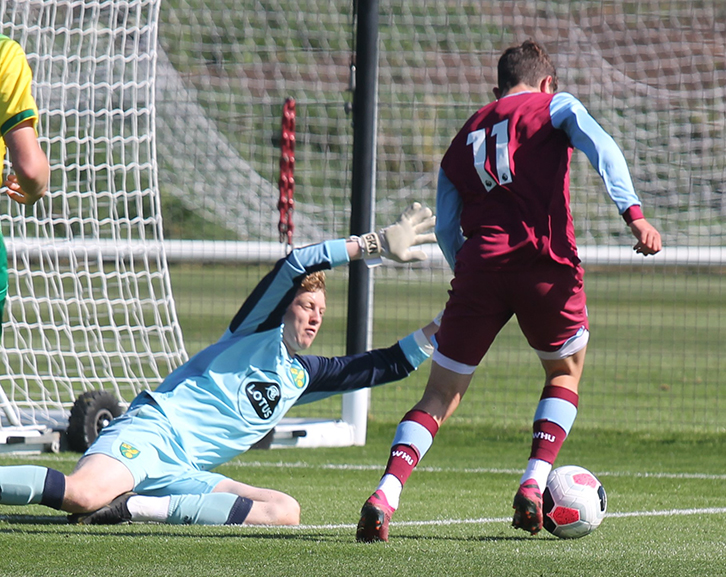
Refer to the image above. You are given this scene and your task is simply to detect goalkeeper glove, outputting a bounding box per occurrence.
[354,203,436,266]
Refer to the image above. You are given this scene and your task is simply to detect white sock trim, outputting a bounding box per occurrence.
[520,459,552,493]
[376,474,402,510]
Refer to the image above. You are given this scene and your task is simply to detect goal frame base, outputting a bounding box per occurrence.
[266,418,359,449]
[0,426,61,455]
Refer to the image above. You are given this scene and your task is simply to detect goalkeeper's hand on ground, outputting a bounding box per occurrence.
[357,203,436,265]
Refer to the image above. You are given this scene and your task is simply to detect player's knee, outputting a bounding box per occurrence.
[272,493,300,525]
[63,480,113,512]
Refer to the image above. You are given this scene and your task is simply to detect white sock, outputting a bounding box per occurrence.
[376,474,402,510]
[126,495,171,522]
[520,458,552,492]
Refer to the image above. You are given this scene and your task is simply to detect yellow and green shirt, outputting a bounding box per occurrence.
[0,34,38,165]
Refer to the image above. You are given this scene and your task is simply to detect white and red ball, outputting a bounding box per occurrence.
[542,465,607,539]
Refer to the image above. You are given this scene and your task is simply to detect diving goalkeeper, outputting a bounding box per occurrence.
[0,204,437,527]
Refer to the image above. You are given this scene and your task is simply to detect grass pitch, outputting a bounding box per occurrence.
[2,265,723,575]
[1,422,725,577]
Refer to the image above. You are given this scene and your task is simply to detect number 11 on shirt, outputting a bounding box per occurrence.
[467,119,511,192]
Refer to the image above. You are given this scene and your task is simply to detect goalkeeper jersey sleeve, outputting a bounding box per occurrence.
[295,329,432,405]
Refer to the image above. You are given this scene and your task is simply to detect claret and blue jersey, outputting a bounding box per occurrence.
[436,91,644,271]
[131,239,430,471]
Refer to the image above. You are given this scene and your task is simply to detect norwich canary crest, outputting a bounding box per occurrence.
[119,442,140,459]
[290,366,307,389]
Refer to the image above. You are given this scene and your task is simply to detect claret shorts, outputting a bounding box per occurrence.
[435,260,589,373]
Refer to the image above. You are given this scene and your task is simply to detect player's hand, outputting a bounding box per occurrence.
[3,174,44,206]
[379,202,437,263]
[629,218,662,256]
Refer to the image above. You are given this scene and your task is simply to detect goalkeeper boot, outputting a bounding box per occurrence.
[512,479,543,535]
[68,492,134,525]
[356,491,394,543]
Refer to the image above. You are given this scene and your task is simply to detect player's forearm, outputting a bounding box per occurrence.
[5,124,50,204]
[346,238,363,260]
[14,162,49,204]
[436,168,465,271]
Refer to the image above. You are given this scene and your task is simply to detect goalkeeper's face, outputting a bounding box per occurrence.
[282,289,327,354]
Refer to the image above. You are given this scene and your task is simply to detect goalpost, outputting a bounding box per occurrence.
[0,0,187,451]
[0,0,366,452]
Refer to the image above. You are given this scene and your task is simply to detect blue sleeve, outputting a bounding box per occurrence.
[436,167,465,272]
[294,333,430,405]
[550,92,641,215]
[223,239,349,338]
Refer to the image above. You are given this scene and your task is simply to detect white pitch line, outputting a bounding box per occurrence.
[8,454,726,481]
[225,460,726,481]
[606,507,726,519]
[291,507,726,531]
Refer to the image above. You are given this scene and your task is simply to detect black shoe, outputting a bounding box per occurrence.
[68,492,134,525]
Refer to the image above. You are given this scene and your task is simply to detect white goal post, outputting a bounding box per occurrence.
[0,0,364,452]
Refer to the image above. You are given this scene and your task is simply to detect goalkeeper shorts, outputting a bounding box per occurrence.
[86,402,228,496]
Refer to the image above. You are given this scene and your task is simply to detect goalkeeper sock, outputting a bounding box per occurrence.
[167,493,253,525]
[377,410,439,507]
[126,495,171,522]
[525,385,579,490]
[0,465,65,509]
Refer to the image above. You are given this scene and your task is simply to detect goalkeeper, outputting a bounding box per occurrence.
[0,204,436,527]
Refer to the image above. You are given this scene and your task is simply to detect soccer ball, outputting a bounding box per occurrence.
[542,465,607,539]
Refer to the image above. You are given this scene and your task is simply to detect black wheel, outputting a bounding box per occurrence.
[66,390,122,453]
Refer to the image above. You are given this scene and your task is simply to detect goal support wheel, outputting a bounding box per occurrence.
[66,390,122,453]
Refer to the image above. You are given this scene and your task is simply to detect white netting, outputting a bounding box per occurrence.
[0,0,186,427]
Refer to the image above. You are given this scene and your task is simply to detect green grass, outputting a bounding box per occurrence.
[1,422,725,576]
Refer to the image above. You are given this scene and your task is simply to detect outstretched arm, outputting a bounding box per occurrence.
[550,92,662,256]
[227,203,437,338]
[295,314,439,405]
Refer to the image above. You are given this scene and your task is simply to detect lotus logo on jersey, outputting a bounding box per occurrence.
[245,382,282,419]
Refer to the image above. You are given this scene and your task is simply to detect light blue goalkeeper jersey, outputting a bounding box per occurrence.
[131,239,430,471]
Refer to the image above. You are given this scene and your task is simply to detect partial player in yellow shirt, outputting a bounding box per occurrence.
[0,34,48,205]
[0,34,50,336]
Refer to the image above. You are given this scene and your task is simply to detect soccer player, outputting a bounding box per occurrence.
[0,203,437,527]
[356,40,662,542]
[0,34,50,336]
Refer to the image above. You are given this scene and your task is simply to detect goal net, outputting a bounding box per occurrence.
[0,0,186,445]
[152,0,725,435]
